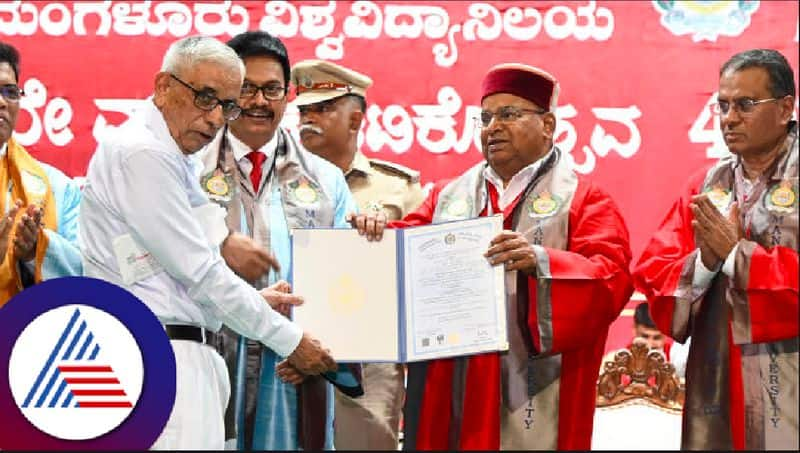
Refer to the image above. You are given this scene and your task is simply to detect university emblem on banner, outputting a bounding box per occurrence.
[653,0,759,42]
[441,197,472,218]
[288,178,319,205]
[704,185,732,214]
[528,191,560,218]
[201,170,233,202]
[766,180,797,213]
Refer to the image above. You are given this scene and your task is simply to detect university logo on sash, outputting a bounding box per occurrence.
[288,178,319,206]
[766,180,798,213]
[528,191,561,218]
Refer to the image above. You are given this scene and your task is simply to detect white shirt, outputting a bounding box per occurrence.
[80,100,302,357]
[227,128,278,191]
[0,142,6,157]
[483,148,554,211]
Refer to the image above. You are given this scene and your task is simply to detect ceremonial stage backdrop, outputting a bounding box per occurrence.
[3,0,798,348]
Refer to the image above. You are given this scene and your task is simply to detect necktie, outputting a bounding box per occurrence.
[245,151,267,193]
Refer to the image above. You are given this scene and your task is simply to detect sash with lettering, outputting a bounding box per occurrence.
[200,127,358,450]
[634,122,799,450]
[396,148,633,450]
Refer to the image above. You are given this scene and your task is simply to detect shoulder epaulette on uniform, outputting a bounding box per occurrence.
[369,158,420,183]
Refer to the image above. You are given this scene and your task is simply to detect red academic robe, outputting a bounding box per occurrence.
[395,173,632,450]
[633,128,799,450]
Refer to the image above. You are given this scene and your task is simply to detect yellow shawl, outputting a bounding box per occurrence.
[0,137,57,306]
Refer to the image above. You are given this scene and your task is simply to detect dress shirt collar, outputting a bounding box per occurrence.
[0,142,6,157]
[483,147,553,191]
[226,128,279,162]
[143,98,190,160]
[483,147,554,211]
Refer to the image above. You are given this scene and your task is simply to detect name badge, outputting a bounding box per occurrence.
[112,234,165,285]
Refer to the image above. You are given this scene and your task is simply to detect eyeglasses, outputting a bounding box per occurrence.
[169,74,242,121]
[0,84,24,102]
[240,81,286,101]
[479,105,546,128]
[297,98,340,115]
[711,97,780,116]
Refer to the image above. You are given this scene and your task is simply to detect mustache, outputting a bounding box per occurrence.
[241,107,275,119]
[298,124,323,135]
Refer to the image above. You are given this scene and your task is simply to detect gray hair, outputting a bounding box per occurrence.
[160,36,244,81]
[720,49,796,98]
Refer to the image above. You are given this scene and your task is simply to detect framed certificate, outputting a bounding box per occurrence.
[291,215,508,363]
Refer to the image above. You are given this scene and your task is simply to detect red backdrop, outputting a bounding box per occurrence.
[3,0,798,350]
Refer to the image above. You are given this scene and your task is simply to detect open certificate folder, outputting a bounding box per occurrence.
[291,215,508,363]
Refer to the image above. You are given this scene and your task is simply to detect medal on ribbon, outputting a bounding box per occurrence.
[201,169,233,202]
[766,180,797,213]
[289,178,319,205]
[704,185,732,215]
[528,191,560,218]
[442,197,472,218]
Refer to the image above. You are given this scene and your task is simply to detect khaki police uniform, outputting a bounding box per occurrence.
[291,59,426,450]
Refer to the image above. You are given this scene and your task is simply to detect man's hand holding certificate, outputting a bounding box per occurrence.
[291,215,508,363]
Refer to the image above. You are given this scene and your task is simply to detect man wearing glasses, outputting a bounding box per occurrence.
[634,49,798,450]
[196,31,361,451]
[376,63,633,450]
[80,36,337,449]
[290,59,425,451]
[0,41,82,306]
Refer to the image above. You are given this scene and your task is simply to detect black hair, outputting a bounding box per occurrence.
[227,31,290,91]
[721,49,795,98]
[0,41,20,82]
[634,302,656,329]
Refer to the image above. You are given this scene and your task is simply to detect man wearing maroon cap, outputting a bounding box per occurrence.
[384,63,633,449]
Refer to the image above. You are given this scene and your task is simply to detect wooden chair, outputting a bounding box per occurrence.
[591,339,684,450]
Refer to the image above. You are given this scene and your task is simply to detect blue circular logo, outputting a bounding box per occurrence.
[0,277,176,449]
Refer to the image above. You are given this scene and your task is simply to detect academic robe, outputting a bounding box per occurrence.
[199,128,358,450]
[633,123,799,450]
[396,148,633,450]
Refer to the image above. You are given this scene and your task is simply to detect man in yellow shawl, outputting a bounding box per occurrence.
[0,41,82,306]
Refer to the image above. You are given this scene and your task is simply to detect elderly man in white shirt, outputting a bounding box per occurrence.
[79,36,336,450]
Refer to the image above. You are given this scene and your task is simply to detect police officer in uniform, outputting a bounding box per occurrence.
[291,59,425,450]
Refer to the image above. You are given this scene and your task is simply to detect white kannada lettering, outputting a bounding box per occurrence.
[342,0,382,39]
[259,1,299,37]
[299,0,336,40]
[689,93,729,159]
[73,1,113,36]
[15,78,74,148]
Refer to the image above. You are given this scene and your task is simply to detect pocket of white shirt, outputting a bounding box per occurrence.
[112,233,165,285]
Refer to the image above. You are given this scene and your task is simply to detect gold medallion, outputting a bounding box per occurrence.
[767,180,797,213]
[205,175,229,197]
[445,198,470,217]
[293,180,318,205]
[704,185,731,213]
[529,191,560,218]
